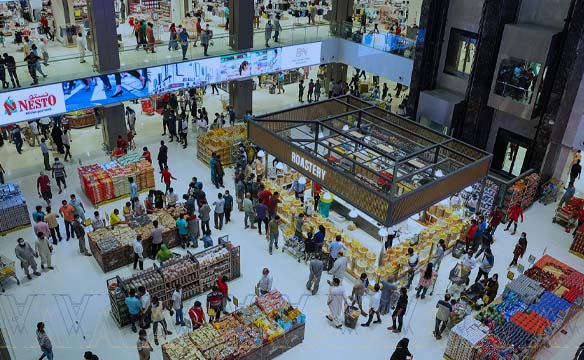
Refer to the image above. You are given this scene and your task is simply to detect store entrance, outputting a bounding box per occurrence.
[491,128,532,177]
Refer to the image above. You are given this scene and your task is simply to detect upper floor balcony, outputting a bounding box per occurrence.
[0,20,417,93]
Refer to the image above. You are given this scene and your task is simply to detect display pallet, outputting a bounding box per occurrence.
[89,240,133,273]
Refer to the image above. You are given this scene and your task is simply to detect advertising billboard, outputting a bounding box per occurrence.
[1,83,66,125]
[148,57,221,95]
[0,42,323,123]
[63,69,150,111]
[281,42,322,70]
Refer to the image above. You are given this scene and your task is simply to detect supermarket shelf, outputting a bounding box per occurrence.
[568,249,584,260]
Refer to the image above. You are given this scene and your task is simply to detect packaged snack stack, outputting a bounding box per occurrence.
[0,184,31,233]
[492,322,534,354]
[475,335,515,360]
[503,275,545,304]
[510,311,550,335]
[444,317,489,360]
[524,267,559,291]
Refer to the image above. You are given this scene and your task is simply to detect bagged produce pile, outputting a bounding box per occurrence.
[235,304,265,326]
[77,154,155,204]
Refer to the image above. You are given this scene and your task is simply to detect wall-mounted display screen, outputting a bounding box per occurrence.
[1,42,322,123]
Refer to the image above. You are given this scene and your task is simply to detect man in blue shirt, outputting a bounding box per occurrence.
[328,235,347,269]
[176,214,188,249]
[474,215,487,252]
[69,194,86,222]
[125,288,142,333]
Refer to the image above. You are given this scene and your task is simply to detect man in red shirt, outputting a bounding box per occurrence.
[116,135,128,153]
[465,219,477,254]
[188,301,206,330]
[257,184,272,206]
[142,146,152,163]
[268,192,281,219]
[489,206,504,236]
[160,166,176,194]
[312,182,322,212]
[59,200,76,240]
[504,203,524,235]
[217,275,230,315]
[36,172,52,205]
[206,286,223,322]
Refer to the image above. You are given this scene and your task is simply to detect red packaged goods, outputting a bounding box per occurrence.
[534,255,573,274]
[562,287,583,303]
[510,311,550,335]
[524,267,559,291]
[560,271,584,292]
[256,290,290,314]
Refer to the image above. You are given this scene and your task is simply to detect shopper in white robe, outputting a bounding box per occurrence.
[326,277,348,328]
[34,233,53,270]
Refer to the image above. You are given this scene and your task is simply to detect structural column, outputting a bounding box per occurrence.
[87,0,121,72]
[228,0,254,118]
[327,0,354,36]
[452,0,520,147]
[324,63,348,97]
[101,104,127,151]
[529,0,584,179]
[406,0,450,118]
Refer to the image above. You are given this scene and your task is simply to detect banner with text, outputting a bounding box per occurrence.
[1,84,66,125]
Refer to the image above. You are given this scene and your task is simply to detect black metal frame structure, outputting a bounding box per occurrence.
[248,96,492,225]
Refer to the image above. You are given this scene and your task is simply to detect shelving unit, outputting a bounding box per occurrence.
[108,243,241,327]
[472,178,499,215]
[72,0,88,25]
[107,277,130,327]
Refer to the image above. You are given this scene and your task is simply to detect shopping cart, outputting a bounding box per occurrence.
[539,180,560,205]
[282,235,306,263]
[0,255,20,292]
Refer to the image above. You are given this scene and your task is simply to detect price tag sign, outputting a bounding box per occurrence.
[528,255,536,264]
[517,264,525,273]
[507,271,515,280]
[233,296,239,307]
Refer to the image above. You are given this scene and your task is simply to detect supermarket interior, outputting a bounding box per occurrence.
[1,1,584,360]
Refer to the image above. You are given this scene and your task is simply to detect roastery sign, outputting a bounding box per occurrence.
[1,83,66,125]
[291,151,327,181]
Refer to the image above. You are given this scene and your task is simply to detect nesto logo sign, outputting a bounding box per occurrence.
[0,83,66,125]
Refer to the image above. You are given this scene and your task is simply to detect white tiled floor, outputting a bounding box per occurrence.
[0,86,580,360]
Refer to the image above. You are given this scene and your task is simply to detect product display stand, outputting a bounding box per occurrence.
[78,152,155,204]
[196,125,247,167]
[106,242,241,327]
[570,229,584,259]
[0,184,31,235]
[444,255,583,360]
[162,289,305,360]
[88,209,180,273]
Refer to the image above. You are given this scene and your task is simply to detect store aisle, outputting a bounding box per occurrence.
[0,120,583,360]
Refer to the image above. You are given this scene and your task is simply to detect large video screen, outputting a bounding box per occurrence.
[1,42,322,122]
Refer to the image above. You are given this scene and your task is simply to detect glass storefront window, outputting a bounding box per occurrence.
[444,28,478,78]
[493,57,541,105]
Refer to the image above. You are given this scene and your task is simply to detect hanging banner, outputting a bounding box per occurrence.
[0,83,66,125]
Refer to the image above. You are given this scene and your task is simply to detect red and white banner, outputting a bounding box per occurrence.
[0,83,66,125]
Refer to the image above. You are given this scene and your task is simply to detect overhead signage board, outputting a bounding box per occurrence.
[0,42,322,123]
[0,83,66,124]
[281,42,322,70]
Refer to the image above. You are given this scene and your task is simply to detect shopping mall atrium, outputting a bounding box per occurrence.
[0,0,583,359]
